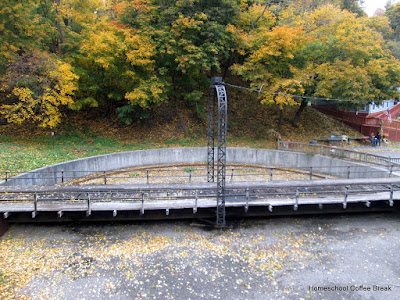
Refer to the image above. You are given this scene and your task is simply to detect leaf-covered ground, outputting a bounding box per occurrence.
[1,214,399,299]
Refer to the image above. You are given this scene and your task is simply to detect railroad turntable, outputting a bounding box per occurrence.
[1,146,399,225]
[1,81,400,225]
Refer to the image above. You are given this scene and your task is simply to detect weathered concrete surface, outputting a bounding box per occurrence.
[1,213,399,299]
[0,147,393,186]
[0,215,8,237]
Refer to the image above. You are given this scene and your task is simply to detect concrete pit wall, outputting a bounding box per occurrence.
[0,216,8,237]
[0,147,392,186]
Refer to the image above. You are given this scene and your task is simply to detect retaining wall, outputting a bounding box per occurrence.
[0,147,392,186]
[0,216,8,237]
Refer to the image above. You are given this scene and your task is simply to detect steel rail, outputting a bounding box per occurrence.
[3,177,400,193]
[2,163,400,186]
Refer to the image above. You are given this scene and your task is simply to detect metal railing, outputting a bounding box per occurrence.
[390,157,400,164]
[1,164,400,186]
[278,140,400,167]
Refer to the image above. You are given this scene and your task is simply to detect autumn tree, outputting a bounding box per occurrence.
[0,0,104,127]
[72,13,166,124]
[234,4,400,127]
[294,5,400,118]
[0,51,78,128]
[385,2,400,59]
[0,0,51,68]
[145,0,243,115]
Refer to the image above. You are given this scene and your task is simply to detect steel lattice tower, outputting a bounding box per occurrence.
[207,78,227,226]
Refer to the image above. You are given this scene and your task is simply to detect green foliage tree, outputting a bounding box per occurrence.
[148,0,242,114]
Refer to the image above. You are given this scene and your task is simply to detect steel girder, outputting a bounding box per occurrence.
[207,83,227,226]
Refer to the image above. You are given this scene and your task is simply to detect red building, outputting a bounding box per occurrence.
[314,103,400,141]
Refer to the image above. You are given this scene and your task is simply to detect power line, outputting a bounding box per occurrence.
[223,82,395,104]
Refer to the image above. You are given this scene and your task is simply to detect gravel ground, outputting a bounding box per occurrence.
[1,213,400,300]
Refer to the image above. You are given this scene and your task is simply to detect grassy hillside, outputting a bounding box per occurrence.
[0,90,361,173]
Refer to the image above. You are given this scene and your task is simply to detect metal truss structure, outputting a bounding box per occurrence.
[207,86,216,183]
[207,78,228,226]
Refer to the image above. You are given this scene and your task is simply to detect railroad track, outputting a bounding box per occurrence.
[61,163,330,185]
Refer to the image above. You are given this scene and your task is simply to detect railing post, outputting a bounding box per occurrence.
[146,170,149,184]
[294,187,299,211]
[5,171,8,184]
[347,166,351,179]
[87,193,91,216]
[343,186,349,209]
[389,164,393,178]
[104,171,107,185]
[245,188,249,212]
[141,192,145,215]
[189,169,192,183]
[61,171,64,184]
[309,167,313,180]
[277,140,281,150]
[230,168,234,182]
[193,190,198,214]
[270,168,273,181]
[33,193,38,218]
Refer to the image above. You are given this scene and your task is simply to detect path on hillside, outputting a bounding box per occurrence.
[353,145,400,159]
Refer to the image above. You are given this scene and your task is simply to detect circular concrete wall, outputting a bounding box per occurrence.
[0,147,392,186]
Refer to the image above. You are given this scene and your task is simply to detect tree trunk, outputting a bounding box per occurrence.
[277,108,284,130]
[292,98,307,127]
[55,0,64,51]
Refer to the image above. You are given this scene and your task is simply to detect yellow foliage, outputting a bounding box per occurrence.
[237,3,276,32]
[0,52,79,128]
[233,2,400,113]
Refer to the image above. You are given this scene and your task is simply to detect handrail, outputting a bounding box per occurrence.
[0,165,398,186]
[277,140,400,168]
